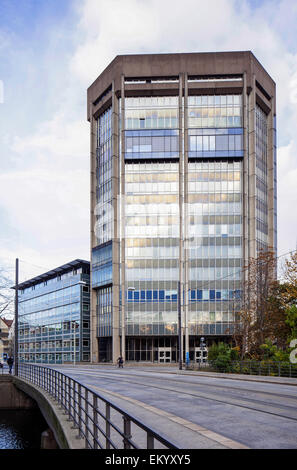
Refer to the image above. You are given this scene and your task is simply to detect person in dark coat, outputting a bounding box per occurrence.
[7,356,13,374]
[117,356,124,368]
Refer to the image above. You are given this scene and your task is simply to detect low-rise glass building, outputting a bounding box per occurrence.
[18,259,90,364]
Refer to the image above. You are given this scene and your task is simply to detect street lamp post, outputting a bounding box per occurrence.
[200,336,205,364]
[14,258,19,376]
[178,281,182,371]
[73,321,76,366]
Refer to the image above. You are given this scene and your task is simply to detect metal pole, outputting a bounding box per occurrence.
[73,321,76,366]
[178,281,182,370]
[14,258,19,376]
[121,297,125,361]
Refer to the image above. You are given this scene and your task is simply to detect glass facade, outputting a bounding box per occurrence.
[94,107,113,339]
[125,97,179,160]
[95,107,113,245]
[89,53,276,364]
[125,161,180,336]
[255,104,269,252]
[188,94,242,128]
[188,160,242,335]
[18,263,90,364]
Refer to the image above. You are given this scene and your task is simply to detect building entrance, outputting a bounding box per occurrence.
[158,347,172,363]
[194,347,208,363]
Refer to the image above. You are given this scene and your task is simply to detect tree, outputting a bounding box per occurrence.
[0,267,14,319]
[236,250,278,359]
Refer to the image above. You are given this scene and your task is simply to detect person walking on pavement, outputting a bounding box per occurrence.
[7,356,14,374]
[117,356,124,368]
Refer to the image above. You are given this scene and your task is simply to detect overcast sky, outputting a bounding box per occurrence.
[0,0,297,283]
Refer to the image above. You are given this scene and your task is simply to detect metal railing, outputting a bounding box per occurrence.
[186,360,297,378]
[18,363,178,450]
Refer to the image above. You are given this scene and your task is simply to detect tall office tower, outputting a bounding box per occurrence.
[88,52,277,364]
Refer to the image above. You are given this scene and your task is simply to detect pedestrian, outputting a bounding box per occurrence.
[117,356,124,368]
[7,356,13,374]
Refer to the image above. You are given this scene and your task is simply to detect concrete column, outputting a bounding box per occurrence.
[112,80,121,362]
[120,74,126,363]
[41,428,59,449]
[242,72,249,276]
[183,73,189,363]
[267,95,276,254]
[90,105,98,363]
[248,75,257,259]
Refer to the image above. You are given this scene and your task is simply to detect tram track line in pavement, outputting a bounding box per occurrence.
[56,368,297,423]
[55,367,297,405]
[83,382,249,450]
[54,366,297,398]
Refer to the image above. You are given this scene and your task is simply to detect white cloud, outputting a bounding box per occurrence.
[1,0,297,278]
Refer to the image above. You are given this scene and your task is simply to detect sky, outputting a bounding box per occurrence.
[0,0,297,284]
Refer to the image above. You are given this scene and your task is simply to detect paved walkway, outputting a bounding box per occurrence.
[52,364,297,449]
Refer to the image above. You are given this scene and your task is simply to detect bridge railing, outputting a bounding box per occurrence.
[186,360,297,378]
[18,363,178,450]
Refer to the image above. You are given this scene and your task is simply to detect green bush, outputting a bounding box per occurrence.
[208,342,239,373]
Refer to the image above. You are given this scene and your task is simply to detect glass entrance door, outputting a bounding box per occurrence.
[158,347,172,363]
[194,347,208,363]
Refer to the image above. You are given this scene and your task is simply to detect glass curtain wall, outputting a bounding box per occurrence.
[187,160,242,336]
[94,106,113,337]
[18,271,90,364]
[255,104,269,253]
[187,94,243,337]
[120,93,244,359]
[124,97,180,358]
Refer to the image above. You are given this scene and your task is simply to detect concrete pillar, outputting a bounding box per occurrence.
[112,79,121,363]
[41,428,59,449]
[267,95,276,254]
[248,74,257,259]
[242,72,249,275]
[119,74,126,363]
[90,105,98,363]
[183,73,189,363]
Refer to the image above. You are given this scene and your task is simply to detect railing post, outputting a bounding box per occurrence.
[77,384,82,439]
[106,403,111,449]
[123,415,132,449]
[68,378,72,419]
[85,389,89,449]
[147,432,154,449]
[93,395,98,449]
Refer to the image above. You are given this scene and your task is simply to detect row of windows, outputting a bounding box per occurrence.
[125,288,240,303]
[19,339,88,350]
[19,269,85,296]
[126,245,242,259]
[188,95,241,107]
[125,95,241,108]
[126,266,241,282]
[122,323,234,336]
[19,353,90,364]
[189,171,241,182]
[125,96,178,108]
[126,135,178,154]
[189,134,243,152]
